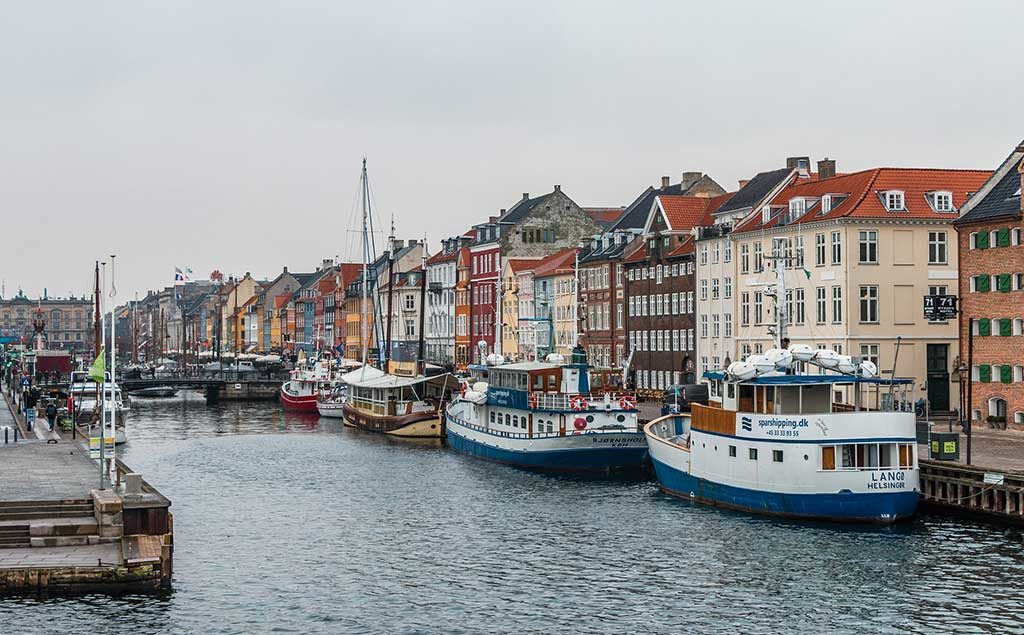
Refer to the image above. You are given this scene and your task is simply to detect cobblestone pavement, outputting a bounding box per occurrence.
[0,442,101,501]
[0,543,120,568]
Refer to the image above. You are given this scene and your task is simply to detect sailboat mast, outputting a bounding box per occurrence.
[417,237,427,374]
[360,158,370,368]
[774,251,787,350]
[384,218,395,372]
[93,262,101,358]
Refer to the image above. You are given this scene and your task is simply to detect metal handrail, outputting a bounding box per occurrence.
[447,412,636,440]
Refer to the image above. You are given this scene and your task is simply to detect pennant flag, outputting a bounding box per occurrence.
[89,347,106,383]
[802,267,811,280]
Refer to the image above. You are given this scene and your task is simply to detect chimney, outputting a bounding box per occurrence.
[499,208,505,215]
[817,158,836,180]
[283,266,288,274]
[321,259,332,270]
[522,192,529,200]
[553,184,561,192]
[489,216,498,223]
[786,156,811,177]
[738,179,750,189]
[680,172,703,191]
[661,176,671,188]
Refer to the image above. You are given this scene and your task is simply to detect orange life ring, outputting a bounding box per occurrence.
[619,395,636,410]
[570,396,587,411]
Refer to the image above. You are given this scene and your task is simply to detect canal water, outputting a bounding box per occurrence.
[3,393,1024,634]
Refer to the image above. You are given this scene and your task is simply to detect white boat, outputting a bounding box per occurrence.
[644,258,920,523]
[68,371,129,445]
[316,384,348,418]
[445,360,648,472]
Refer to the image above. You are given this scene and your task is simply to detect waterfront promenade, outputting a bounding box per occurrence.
[0,382,173,593]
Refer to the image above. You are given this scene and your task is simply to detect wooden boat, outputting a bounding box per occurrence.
[341,367,452,438]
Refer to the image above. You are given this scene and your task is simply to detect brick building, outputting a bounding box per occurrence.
[954,141,1024,427]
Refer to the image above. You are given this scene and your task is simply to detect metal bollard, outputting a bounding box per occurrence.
[13,427,17,443]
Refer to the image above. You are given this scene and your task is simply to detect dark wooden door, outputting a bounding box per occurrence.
[927,344,949,412]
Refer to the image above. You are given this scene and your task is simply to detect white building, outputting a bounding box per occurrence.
[424,237,464,365]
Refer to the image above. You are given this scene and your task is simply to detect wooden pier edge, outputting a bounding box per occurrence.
[919,459,1024,526]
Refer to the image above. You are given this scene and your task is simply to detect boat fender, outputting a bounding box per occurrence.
[619,395,636,410]
[573,417,587,431]
[570,396,587,411]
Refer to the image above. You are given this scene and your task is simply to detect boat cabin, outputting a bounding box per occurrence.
[347,373,454,417]
[703,373,915,416]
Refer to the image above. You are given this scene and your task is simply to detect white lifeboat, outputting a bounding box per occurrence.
[859,360,878,378]
[813,349,840,369]
[789,344,815,362]
[764,348,794,370]
[748,355,774,375]
[728,360,757,381]
[836,355,857,375]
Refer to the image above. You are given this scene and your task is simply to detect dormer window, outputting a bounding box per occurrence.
[761,205,771,224]
[787,199,806,223]
[821,195,832,214]
[884,191,905,212]
[931,191,954,212]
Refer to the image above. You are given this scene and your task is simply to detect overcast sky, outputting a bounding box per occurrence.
[2,0,1021,302]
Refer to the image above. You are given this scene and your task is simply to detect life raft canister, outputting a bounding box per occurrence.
[573,417,587,431]
[619,395,636,410]
[570,395,587,411]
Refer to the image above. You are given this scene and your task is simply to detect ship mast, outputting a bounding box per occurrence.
[384,215,395,372]
[360,158,370,371]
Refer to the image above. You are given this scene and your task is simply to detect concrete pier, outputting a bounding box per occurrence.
[0,383,173,594]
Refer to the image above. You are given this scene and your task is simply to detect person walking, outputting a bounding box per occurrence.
[45,401,57,431]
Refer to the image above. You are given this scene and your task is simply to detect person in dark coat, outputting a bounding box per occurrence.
[45,402,57,431]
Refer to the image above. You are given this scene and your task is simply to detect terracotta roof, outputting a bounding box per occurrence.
[666,235,695,257]
[317,277,336,294]
[697,192,736,226]
[623,244,648,263]
[506,258,542,273]
[426,249,458,265]
[337,262,363,286]
[274,293,293,308]
[733,168,992,233]
[531,248,577,278]
[583,207,624,227]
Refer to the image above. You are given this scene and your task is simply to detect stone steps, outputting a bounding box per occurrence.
[0,500,94,523]
[0,525,31,549]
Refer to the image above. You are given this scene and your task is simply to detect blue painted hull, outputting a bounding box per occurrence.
[651,456,919,523]
[447,428,648,472]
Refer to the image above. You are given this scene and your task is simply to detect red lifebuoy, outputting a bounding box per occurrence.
[573,417,587,431]
[570,396,587,411]
[619,395,636,410]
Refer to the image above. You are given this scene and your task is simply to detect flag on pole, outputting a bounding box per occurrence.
[802,267,811,280]
[174,267,186,286]
[89,347,106,383]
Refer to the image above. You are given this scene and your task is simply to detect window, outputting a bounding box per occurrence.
[711,278,720,300]
[821,195,833,214]
[728,445,737,457]
[816,287,826,324]
[749,448,758,461]
[822,446,836,470]
[656,264,663,285]
[700,246,708,265]
[772,450,784,463]
[700,315,708,337]
[712,314,720,337]
[831,232,842,264]
[724,241,732,263]
[795,289,805,324]
[740,244,749,274]
[788,198,806,224]
[741,293,750,326]
[794,235,804,267]
[860,344,879,367]
[754,242,763,272]
[724,277,732,299]
[933,191,953,212]
[885,191,905,211]
[858,285,877,323]
[928,231,947,265]
[754,292,763,326]
[724,314,732,337]
[700,279,708,301]
[712,243,720,263]
[832,286,843,324]
[858,230,878,264]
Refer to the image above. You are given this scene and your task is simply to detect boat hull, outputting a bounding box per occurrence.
[280,390,319,412]
[445,411,648,472]
[650,455,918,523]
[316,401,346,418]
[341,403,442,438]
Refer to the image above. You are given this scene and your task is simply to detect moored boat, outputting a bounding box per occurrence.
[280,358,336,411]
[316,384,348,418]
[130,386,179,398]
[445,360,648,472]
[341,366,452,437]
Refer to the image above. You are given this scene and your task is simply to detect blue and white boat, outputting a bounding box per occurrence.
[445,358,648,472]
[645,262,920,523]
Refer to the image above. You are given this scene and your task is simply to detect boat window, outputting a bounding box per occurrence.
[512,415,519,427]
[547,422,553,433]
[898,444,914,469]
[879,444,894,468]
[505,414,511,426]
[489,411,495,423]
[772,450,784,463]
[726,382,735,399]
[841,445,856,469]
[546,374,557,391]
[821,446,836,470]
[749,448,758,460]
[533,374,544,390]
[728,445,736,457]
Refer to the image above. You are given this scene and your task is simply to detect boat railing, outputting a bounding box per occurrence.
[448,412,635,440]
[527,391,637,412]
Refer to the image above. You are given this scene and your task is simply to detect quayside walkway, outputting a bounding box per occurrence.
[0,384,173,594]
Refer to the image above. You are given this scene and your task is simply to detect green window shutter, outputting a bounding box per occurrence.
[997,228,1011,247]
[998,273,1012,292]
[979,364,991,383]
[976,275,990,292]
[1001,364,1013,384]
[978,318,991,336]
[1000,318,1012,337]
[976,232,990,249]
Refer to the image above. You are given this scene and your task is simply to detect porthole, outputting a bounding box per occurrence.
[617,415,626,423]
[585,415,594,423]
[803,454,808,461]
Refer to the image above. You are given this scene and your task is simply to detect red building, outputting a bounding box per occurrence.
[468,223,503,361]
